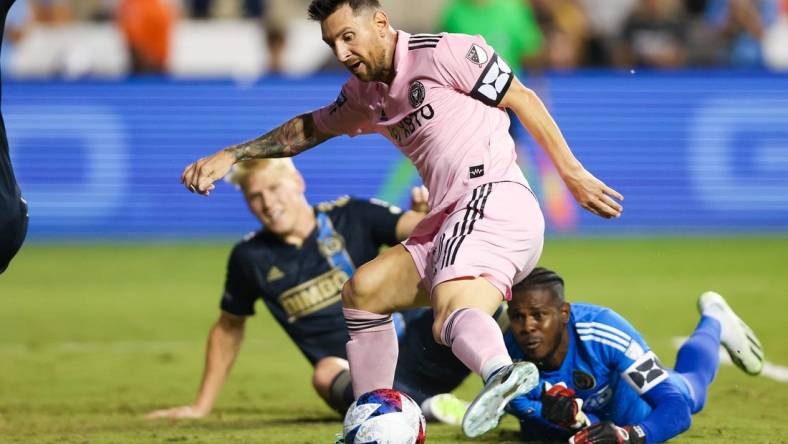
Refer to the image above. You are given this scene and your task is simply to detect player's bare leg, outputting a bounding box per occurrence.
[341,244,427,397]
[432,277,538,438]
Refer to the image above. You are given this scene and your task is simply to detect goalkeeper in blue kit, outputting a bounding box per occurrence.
[503,267,764,443]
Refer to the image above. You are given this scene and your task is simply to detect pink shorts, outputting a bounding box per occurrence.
[403,181,545,300]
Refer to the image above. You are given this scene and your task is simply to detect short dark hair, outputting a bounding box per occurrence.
[307,0,381,22]
[512,267,566,305]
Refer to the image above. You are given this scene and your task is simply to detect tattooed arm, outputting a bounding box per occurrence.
[181,113,334,195]
[227,113,332,161]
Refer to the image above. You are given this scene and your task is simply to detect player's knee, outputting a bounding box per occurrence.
[312,357,347,400]
[341,271,382,311]
[431,311,450,346]
[313,357,353,414]
[431,321,443,345]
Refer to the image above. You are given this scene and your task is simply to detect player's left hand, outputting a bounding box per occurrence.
[562,167,623,219]
[410,185,429,213]
[144,405,208,420]
[569,421,645,444]
[541,382,590,430]
[181,149,236,196]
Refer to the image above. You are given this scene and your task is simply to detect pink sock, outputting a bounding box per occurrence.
[344,307,398,398]
[441,308,512,381]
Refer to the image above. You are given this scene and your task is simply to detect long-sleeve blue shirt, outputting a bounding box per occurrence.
[505,303,691,443]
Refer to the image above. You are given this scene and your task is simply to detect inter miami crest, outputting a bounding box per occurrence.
[408,80,425,108]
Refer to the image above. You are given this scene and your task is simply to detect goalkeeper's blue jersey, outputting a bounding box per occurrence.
[505,303,673,428]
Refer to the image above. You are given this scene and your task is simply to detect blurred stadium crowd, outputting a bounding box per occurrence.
[2,0,788,78]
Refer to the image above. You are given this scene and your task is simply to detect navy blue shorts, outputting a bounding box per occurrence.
[0,149,27,274]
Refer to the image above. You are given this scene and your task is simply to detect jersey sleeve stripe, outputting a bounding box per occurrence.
[576,322,632,343]
[410,36,442,43]
[576,327,631,347]
[579,335,628,353]
[409,43,440,50]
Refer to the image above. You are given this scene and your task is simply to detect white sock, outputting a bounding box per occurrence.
[481,355,513,383]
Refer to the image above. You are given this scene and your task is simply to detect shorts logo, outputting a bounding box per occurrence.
[466,44,489,66]
[409,80,426,108]
[469,164,484,179]
[572,370,596,391]
[623,351,669,394]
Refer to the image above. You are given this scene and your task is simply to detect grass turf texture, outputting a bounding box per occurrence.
[0,238,786,443]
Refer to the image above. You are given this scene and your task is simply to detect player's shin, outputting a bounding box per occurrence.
[440,308,512,379]
[343,307,399,397]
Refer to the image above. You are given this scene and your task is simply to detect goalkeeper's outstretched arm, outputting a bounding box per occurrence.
[569,380,691,444]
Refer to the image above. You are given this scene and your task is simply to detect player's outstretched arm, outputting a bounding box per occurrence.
[145,311,246,419]
[181,113,334,195]
[499,79,623,219]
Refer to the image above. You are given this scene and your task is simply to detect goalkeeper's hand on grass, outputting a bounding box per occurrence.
[569,421,646,444]
[145,405,208,419]
[541,382,591,430]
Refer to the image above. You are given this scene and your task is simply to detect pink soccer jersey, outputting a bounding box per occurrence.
[313,31,530,219]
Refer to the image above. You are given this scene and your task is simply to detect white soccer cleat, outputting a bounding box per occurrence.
[421,393,469,426]
[698,291,764,375]
[461,361,539,438]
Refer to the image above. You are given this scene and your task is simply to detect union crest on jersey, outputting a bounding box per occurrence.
[409,80,426,108]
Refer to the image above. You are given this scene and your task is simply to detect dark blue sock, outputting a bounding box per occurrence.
[674,315,722,413]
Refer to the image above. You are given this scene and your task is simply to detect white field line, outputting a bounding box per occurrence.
[0,339,271,355]
[672,336,788,383]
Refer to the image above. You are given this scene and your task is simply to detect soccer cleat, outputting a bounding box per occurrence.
[332,431,345,444]
[698,291,764,375]
[461,361,539,437]
[421,393,469,426]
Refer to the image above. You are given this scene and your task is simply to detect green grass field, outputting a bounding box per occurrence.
[1,238,786,443]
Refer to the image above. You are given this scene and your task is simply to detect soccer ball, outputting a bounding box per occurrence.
[343,389,426,444]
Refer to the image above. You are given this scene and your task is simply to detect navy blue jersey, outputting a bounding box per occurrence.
[506,303,674,434]
[220,196,403,364]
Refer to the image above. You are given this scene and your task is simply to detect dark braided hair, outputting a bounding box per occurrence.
[308,0,381,22]
[512,267,565,306]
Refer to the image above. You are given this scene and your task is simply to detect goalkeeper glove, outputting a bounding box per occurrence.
[541,382,591,430]
[569,421,646,444]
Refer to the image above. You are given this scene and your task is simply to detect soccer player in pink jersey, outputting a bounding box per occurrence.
[181,0,623,437]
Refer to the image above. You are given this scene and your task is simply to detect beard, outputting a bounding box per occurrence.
[356,41,392,82]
